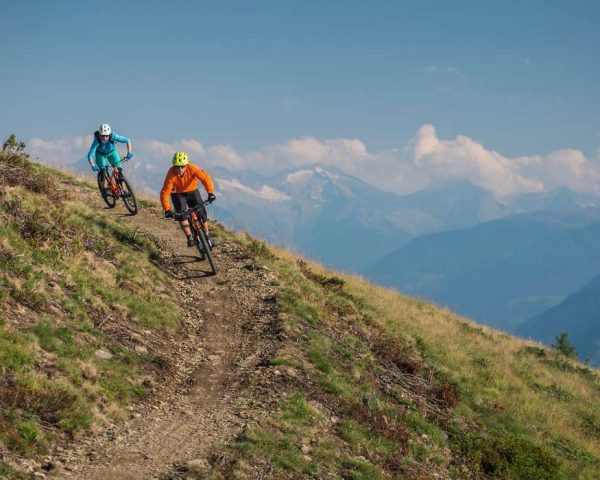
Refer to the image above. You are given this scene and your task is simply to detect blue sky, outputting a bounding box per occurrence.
[1,0,599,189]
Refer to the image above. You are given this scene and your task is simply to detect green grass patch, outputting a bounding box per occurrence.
[29,321,85,358]
[519,346,597,381]
[97,351,147,404]
[279,393,323,428]
[125,294,178,328]
[0,330,33,372]
[404,410,447,447]
[232,393,323,475]
[453,429,564,480]
[279,287,322,325]
[0,461,27,479]
[338,418,399,461]
[530,382,574,401]
[307,332,335,373]
[550,437,597,464]
[342,456,385,480]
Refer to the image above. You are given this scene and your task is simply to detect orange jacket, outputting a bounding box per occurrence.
[160,163,215,211]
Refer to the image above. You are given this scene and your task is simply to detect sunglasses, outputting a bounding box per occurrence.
[175,165,186,170]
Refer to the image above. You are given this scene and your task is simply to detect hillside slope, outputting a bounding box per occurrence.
[1,142,599,479]
[0,143,283,479]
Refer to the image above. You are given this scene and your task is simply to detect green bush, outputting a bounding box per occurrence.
[453,430,563,479]
[553,333,578,359]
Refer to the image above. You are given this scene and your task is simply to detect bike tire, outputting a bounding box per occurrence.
[118,176,138,215]
[194,233,206,261]
[197,227,217,275]
[97,170,116,208]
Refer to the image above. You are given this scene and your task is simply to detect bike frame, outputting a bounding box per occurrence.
[99,156,129,190]
[97,156,138,215]
[172,201,216,274]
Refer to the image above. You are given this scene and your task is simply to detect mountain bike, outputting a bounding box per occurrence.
[97,156,138,215]
[173,201,217,275]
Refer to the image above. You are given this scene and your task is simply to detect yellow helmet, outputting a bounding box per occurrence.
[172,151,189,167]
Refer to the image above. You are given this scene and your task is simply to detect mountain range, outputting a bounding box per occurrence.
[131,162,520,271]
[366,209,600,333]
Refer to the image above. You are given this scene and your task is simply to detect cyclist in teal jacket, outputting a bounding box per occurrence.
[87,123,134,195]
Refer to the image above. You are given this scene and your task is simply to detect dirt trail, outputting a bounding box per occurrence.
[57,196,283,479]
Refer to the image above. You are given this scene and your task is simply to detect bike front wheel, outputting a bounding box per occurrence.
[97,171,116,208]
[118,176,138,215]
[197,227,217,275]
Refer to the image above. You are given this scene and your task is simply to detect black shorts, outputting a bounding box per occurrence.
[171,190,207,219]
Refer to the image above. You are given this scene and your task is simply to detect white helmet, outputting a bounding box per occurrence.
[99,124,111,135]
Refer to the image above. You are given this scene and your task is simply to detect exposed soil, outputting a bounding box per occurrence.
[50,192,286,479]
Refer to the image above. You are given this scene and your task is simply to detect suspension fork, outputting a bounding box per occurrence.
[190,211,203,235]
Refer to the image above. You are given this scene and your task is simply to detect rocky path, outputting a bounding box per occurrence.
[57,197,284,479]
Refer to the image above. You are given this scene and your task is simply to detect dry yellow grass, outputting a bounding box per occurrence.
[219,240,599,478]
[330,269,600,459]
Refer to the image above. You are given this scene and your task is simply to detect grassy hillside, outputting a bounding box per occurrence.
[1,137,599,479]
[0,138,184,477]
[200,241,600,479]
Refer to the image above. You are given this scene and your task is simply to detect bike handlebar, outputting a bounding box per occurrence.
[92,155,131,171]
[171,202,212,221]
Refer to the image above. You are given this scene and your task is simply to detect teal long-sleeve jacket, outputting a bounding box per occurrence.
[87,132,130,162]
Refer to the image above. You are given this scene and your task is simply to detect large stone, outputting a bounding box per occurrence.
[94,349,113,360]
[186,458,209,472]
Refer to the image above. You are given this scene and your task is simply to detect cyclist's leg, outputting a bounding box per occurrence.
[185,190,208,231]
[185,190,215,246]
[106,150,123,179]
[171,193,193,243]
[96,153,109,190]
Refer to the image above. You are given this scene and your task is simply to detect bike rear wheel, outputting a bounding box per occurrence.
[118,176,138,215]
[197,227,217,275]
[97,171,116,208]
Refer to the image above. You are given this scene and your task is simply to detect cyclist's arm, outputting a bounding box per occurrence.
[87,138,99,164]
[160,172,175,211]
[191,165,215,195]
[112,133,132,155]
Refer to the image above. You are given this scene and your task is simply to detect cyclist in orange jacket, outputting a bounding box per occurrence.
[160,151,216,247]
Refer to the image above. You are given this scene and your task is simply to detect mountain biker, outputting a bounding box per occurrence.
[87,123,133,197]
[160,151,217,248]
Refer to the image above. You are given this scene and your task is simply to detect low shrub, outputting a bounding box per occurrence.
[453,430,563,480]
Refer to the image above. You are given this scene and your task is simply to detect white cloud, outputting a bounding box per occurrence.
[145,140,174,157]
[28,126,600,198]
[285,170,315,184]
[205,144,245,170]
[29,134,92,166]
[179,139,205,156]
[514,148,600,194]
[216,178,291,201]
[413,124,543,196]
